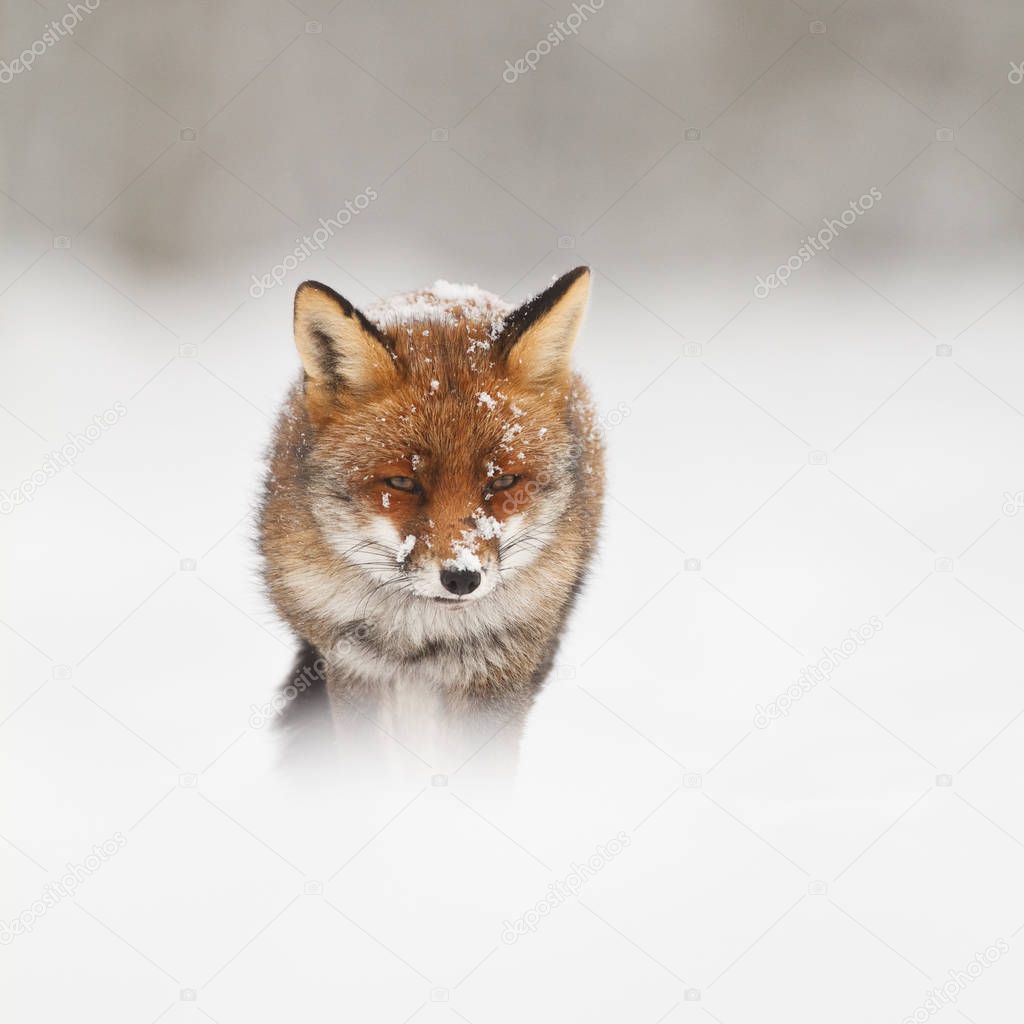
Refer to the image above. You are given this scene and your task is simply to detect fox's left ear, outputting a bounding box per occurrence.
[499,267,591,386]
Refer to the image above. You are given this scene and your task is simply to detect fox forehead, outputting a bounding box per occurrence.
[368,286,510,391]
[322,385,560,478]
[315,293,568,469]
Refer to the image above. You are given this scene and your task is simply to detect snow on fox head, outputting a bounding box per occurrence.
[291,268,593,606]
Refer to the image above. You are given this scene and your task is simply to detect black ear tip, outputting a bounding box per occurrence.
[294,280,356,318]
[295,280,326,303]
[295,280,332,300]
[543,266,590,303]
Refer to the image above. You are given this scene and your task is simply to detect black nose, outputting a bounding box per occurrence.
[440,568,481,595]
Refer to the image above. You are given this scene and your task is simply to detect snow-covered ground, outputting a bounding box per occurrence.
[3,1,1024,1020]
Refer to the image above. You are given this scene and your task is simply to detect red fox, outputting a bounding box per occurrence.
[259,267,604,766]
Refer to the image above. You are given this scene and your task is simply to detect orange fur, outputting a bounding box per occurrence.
[259,269,604,756]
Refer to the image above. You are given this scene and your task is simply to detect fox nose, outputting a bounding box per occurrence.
[440,568,481,596]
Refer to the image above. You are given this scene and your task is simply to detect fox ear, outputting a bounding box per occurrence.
[499,267,591,386]
[293,281,395,391]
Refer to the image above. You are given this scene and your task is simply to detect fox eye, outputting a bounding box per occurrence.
[490,474,518,491]
[385,476,417,492]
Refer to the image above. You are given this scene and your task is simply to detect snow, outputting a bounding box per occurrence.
[428,280,496,304]
[500,421,523,447]
[381,492,391,508]
[365,280,512,334]
[477,391,497,410]
[440,509,504,573]
[395,534,416,562]
[473,512,503,539]
[443,546,482,573]
[368,292,458,328]
[430,380,440,391]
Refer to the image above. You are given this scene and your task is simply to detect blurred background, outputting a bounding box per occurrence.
[4,0,1024,1021]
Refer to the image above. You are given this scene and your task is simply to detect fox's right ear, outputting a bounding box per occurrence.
[293,281,395,391]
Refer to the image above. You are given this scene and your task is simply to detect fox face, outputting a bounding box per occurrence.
[290,268,594,610]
